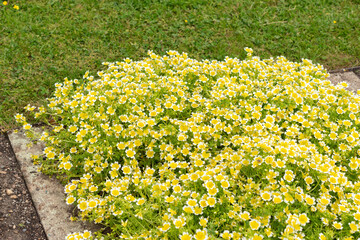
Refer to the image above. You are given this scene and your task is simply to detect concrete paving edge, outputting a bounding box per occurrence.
[328,71,360,93]
[8,129,99,240]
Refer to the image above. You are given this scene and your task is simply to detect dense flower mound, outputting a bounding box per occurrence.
[16,49,360,240]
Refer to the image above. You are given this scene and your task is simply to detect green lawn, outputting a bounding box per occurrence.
[1,0,360,131]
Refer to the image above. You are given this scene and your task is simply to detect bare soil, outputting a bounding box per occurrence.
[0,133,47,240]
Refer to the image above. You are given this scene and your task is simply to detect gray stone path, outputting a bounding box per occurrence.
[328,71,360,93]
[5,70,360,240]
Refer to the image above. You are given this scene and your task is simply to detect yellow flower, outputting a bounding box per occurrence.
[205,181,215,189]
[199,199,208,208]
[240,211,250,220]
[83,230,91,238]
[68,125,78,133]
[253,234,263,240]
[319,197,330,206]
[165,196,175,203]
[261,191,272,201]
[3,1,7,5]
[180,232,192,240]
[183,205,193,214]
[88,199,97,208]
[305,195,315,205]
[126,149,135,158]
[110,188,120,197]
[178,133,187,141]
[298,213,309,226]
[349,221,358,233]
[66,196,76,205]
[319,233,327,240]
[137,198,145,205]
[208,187,218,196]
[199,217,208,227]
[194,229,207,240]
[173,184,182,193]
[221,230,232,239]
[194,206,202,215]
[333,221,342,230]
[174,219,184,230]
[122,166,131,174]
[64,162,72,170]
[78,201,88,211]
[207,197,216,207]
[109,170,118,178]
[46,152,55,159]
[249,219,261,230]
[187,199,197,207]
[273,195,282,204]
[159,222,171,232]
[221,180,230,189]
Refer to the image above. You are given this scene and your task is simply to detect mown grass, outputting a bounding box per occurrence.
[1,0,360,131]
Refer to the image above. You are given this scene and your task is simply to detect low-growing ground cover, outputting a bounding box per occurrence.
[17,49,360,239]
[1,0,360,130]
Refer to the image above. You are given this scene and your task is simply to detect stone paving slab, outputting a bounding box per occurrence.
[8,129,101,240]
[328,71,360,93]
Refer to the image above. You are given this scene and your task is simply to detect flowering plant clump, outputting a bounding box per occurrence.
[16,48,360,240]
